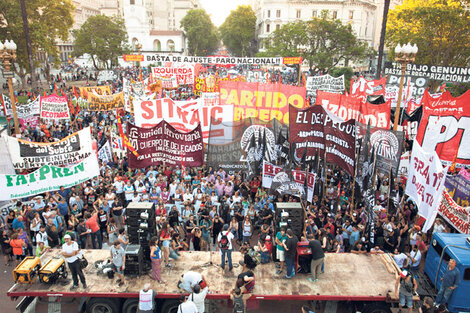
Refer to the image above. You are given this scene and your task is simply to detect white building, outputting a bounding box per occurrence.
[251,0,402,69]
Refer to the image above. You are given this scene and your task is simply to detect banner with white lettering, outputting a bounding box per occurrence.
[438,190,470,234]
[306,74,345,101]
[405,140,449,232]
[127,121,204,168]
[444,171,470,207]
[246,70,270,83]
[350,77,387,103]
[133,98,233,142]
[316,91,391,128]
[39,94,70,120]
[289,105,356,176]
[0,154,100,201]
[98,141,113,163]
[6,127,93,169]
[415,90,470,166]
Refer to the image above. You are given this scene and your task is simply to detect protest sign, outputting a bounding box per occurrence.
[6,127,93,169]
[438,190,470,234]
[384,63,470,83]
[398,151,411,177]
[97,70,118,83]
[152,64,195,85]
[385,74,428,107]
[316,90,391,128]
[146,54,283,65]
[0,154,100,201]
[200,92,219,107]
[123,78,132,112]
[39,94,70,120]
[127,121,204,168]
[16,97,40,119]
[306,74,345,100]
[134,98,233,141]
[350,76,386,103]
[79,86,112,98]
[246,70,270,83]
[1,94,13,117]
[220,81,306,124]
[87,92,125,111]
[444,171,470,207]
[405,140,448,232]
[123,54,144,62]
[415,90,470,165]
[289,105,356,176]
[19,116,39,129]
[98,141,113,163]
[283,57,302,65]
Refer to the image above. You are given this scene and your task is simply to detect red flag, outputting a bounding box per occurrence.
[43,91,47,97]
[117,110,139,157]
[54,84,58,94]
[68,97,75,115]
[73,86,79,99]
[181,151,186,177]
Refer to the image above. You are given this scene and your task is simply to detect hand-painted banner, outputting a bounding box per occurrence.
[79,86,112,98]
[16,97,40,119]
[0,154,100,201]
[405,140,448,232]
[306,74,345,100]
[316,90,391,128]
[444,171,470,207]
[39,94,70,120]
[134,98,233,141]
[146,54,283,65]
[6,127,93,169]
[415,90,470,165]
[220,81,306,124]
[194,75,245,95]
[289,105,356,176]
[1,94,13,117]
[19,116,39,129]
[98,141,113,163]
[385,74,428,108]
[200,92,219,107]
[398,151,411,177]
[127,121,204,168]
[122,78,132,112]
[262,161,315,202]
[152,64,195,85]
[438,190,470,234]
[355,122,404,175]
[87,92,124,111]
[350,76,386,103]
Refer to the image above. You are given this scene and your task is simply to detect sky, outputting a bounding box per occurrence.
[199,0,251,27]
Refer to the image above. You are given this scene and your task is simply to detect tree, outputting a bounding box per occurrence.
[0,0,74,88]
[181,9,219,56]
[329,67,354,91]
[264,12,372,73]
[386,0,470,67]
[73,15,130,70]
[219,5,256,56]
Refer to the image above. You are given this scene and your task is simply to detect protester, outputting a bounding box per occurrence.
[189,283,209,313]
[177,294,198,313]
[435,259,460,306]
[149,236,163,283]
[275,227,287,275]
[138,283,156,313]
[307,234,324,283]
[110,241,125,287]
[395,270,417,313]
[61,234,87,290]
[283,229,298,279]
[231,287,251,313]
[218,224,234,271]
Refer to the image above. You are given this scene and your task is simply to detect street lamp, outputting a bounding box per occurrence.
[393,42,418,131]
[0,39,20,136]
[297,45,306,86]
[134,40,143,78]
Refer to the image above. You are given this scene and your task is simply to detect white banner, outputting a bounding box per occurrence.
[134,98,233,142]
[306,74,345,100]
[16,97,40,119]
[262,161,316,202]
[98,141,113,163]
[6,127,93,169]
[0,154,100,200]
[1,94,13,117]
[405,140,449,232]
[40,94,70,120]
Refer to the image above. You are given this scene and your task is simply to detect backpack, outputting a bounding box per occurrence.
[219,232,229,250]
[233,294,245,313]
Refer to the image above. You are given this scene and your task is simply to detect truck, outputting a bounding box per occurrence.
[6,233,470,313]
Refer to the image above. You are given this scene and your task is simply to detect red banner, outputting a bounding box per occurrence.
[316,90,391,128]
[283,57,303,65]
[123,55,144,62]
[438,190,470,234]
[219,81,307,124]
[416,90,470,165]
[350,76,386,103]
[127,121,204,168]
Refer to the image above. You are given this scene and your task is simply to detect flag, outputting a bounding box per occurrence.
[54,84,58,94]
[300,147,307,170]
[257,127,267,173]
[181,151,186,178]
[116,110,139,157]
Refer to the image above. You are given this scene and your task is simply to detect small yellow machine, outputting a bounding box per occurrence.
[13,256,41,284]
[39,258,67,284]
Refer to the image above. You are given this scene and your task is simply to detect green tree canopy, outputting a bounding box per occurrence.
[73,15,130,70]
[386,0,470,67]
[181,9,219,56]
[0,0,74,75]
[264,12,372,73]
[219,5,256,57]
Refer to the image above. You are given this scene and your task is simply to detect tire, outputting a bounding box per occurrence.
[160,300,181,313]
[122,299,139,313]
[362,302,392,313]
[86,298,120,313]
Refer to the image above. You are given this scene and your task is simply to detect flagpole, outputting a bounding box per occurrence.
[386,159,393,214]
[351,142,360,212]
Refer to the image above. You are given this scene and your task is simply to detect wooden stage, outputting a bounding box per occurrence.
[7,250,400,301]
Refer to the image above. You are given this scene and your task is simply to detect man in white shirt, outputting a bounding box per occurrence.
[138,283,156,313]
[178,271,207,293]
[177,294,198,313]
[406,245,422,271]
[392,248,409,269]
[61,234,87,290]
[189,284,209,313]
[36,225,49,247]
[217,224,234,271]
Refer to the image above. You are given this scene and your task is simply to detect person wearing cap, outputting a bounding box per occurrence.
[395,270,417,313]
[61,234,87,290]
[218,224,234,271]
[138,283,156,313]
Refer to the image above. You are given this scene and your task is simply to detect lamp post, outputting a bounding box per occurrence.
[393,42,418,131]
[0,40,20,136]
[297,46,306,86]
[135,40,143,78]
